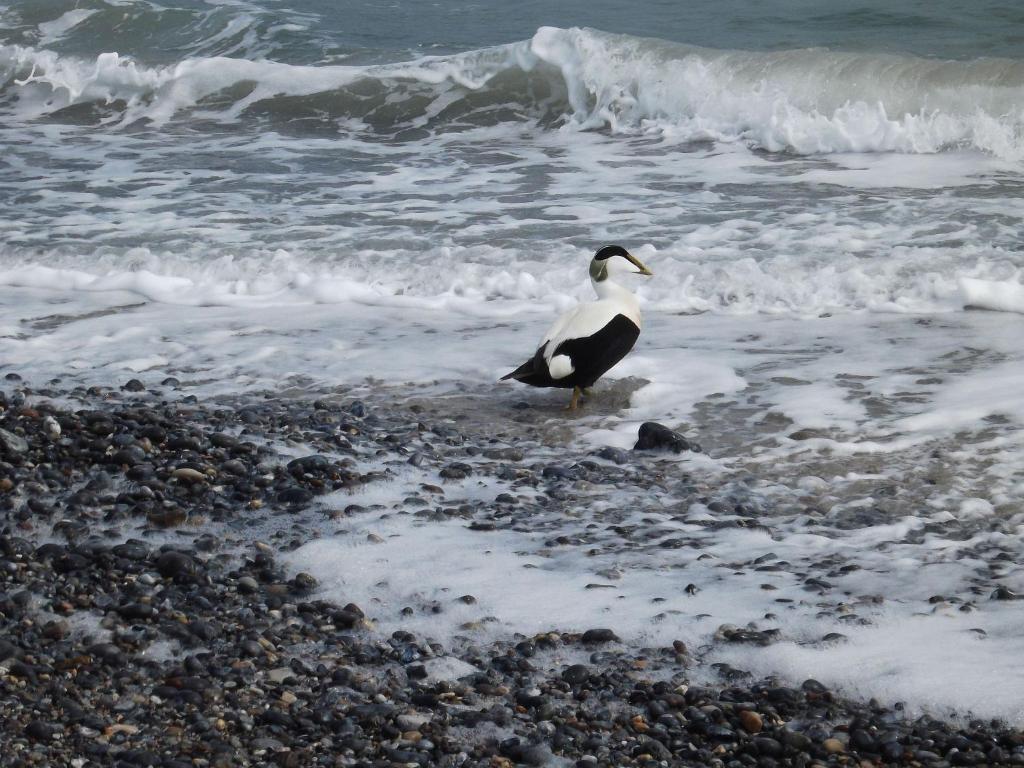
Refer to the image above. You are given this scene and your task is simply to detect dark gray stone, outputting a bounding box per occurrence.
[633,422,690,453]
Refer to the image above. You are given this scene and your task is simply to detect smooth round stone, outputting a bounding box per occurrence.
[292,572,318,592]
[753,737,783,757]
[595,446,629,464]
[562,664,590,686]
[739,710,763,733]
[155,551,198,580]
[824,738,846,753]
[277,487,314,505]
[580,628,619,644]
[114,540,151,561]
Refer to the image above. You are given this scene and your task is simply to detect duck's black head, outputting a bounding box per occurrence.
[589,244,653,281]
[594,245,631,261]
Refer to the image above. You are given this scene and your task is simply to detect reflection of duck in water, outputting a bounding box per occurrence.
[502,245,652,410]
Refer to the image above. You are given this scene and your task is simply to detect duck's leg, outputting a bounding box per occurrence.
[565,386,582,411]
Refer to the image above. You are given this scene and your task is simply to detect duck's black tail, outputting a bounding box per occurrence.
[500,350,556,387]
[500,360,534,382]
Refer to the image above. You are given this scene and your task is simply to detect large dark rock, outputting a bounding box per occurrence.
[633,422,690,453]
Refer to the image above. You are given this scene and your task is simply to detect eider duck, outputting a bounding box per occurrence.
[501,245,652,410]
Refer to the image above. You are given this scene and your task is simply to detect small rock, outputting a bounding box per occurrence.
[440,462,472,480]
[580,628,619,644]
[266,667,295,684]
[753,737,783,757]
[119,603,156,621]
[43,415,61,439]
[562,664,589,686]
[277,487,313,505]
[739,710,763,734]
[397,713,430,731]
[0,428,28,454]
[991,586,1021,601]
[148,507,188,528]
[291,572,318,592]
[595,446,630,464]
[111,446,146,466]
[155,551,198,580]
[171,467,206,484]
[788,428,826,441]
[25,720,59,741]
[41,619,70,640]
[112,540,150,560]
[0,639,18,660]
[824,738,846,754]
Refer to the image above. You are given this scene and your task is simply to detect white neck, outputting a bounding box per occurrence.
[592,276,641,325]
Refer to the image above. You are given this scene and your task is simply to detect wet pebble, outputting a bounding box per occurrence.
[155,550,199,580]
[580,628,620,644]
[0,427,28,454]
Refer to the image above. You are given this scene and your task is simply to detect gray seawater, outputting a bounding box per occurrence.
[1,0,1023,311]
[8,0,1024,61]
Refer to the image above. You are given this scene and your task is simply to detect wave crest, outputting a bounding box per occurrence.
[2,26,1024,158]
[0,243,1019,317]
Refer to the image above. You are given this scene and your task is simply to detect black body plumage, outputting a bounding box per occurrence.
[501,314,640,389]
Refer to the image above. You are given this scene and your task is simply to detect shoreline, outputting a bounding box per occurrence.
[2,378,1023,766]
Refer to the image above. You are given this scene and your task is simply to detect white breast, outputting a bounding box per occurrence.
[538,279,641,378]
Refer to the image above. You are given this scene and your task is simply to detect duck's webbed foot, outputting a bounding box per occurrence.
[565,386,582,411]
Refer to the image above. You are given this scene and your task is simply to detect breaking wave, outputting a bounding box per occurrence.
[1,243,1021,317]
[2,26,1024,158]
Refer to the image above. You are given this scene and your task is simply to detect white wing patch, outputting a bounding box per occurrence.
[547,353,575,380]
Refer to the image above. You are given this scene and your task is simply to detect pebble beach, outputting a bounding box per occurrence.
[3,378,1024,766]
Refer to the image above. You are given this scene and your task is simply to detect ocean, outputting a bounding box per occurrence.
[3,0,1024,723]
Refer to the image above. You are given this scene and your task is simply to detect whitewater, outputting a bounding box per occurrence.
[4,0,1024,726]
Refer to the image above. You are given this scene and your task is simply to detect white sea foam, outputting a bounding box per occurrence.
[960,276,1024,313]
[0,239,1017,318]
[286,465,1024,723]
